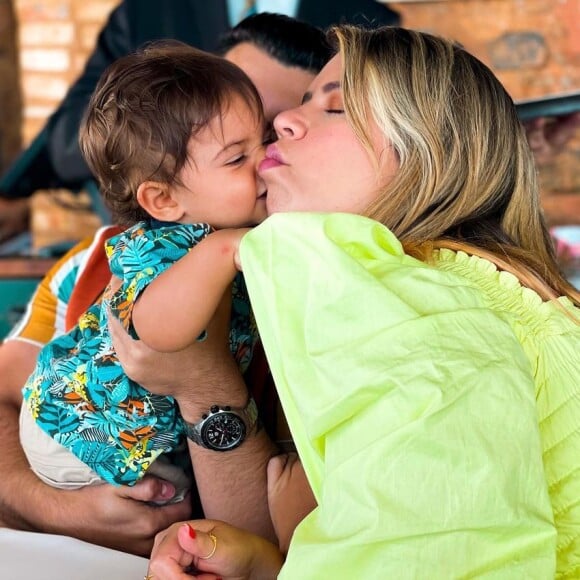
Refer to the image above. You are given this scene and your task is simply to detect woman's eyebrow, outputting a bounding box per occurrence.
[301,81,342,105]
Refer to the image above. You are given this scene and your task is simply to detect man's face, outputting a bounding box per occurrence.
[225,42,317,123]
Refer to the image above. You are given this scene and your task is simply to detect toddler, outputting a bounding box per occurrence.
[20,42,267,500]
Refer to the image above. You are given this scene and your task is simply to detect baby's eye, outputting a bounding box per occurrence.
[226,154,246,166]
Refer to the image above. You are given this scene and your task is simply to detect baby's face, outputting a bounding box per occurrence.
[169,95,268,229]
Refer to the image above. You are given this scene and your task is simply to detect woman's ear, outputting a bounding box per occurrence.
[136,181,184,222]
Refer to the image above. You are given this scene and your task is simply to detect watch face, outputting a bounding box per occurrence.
[201,411,246,451]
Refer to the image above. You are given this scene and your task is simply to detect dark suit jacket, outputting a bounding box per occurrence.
[1,0,399,198]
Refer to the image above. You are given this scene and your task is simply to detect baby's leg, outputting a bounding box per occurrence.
[19,403,102,489]
[267,452,317,554]
[147,454,193,505]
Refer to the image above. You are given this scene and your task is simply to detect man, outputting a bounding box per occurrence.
[0,0,400,242]
[0,13,332,556]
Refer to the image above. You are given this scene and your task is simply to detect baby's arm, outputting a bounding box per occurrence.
[132,228,249,352]
[267,453,317,554]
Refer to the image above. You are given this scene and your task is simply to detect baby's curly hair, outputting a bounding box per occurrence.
[79,41,263,225]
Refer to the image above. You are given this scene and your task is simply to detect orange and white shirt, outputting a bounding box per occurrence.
[7,226,121,346]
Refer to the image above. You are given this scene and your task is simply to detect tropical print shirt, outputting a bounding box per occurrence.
[23,221,257,486]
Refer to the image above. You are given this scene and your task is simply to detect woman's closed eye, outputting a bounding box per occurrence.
[326,109,344,115]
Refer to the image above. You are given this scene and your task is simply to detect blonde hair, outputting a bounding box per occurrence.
[330,25,579,309]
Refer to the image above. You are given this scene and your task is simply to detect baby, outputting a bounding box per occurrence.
[20,42,267,500]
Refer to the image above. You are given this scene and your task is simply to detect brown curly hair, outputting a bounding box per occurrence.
[79,40,263,225]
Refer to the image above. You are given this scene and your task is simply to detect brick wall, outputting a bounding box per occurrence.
[14,0,119,148]
[390,0,580,223]
[1,0,578,223]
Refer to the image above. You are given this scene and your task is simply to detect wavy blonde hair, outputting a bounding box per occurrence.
[332,25,579,309]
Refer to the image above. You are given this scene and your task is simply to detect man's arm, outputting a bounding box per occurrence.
[110,293,278,542]
[0,236,193,555]
[0,198,29,243]
[0,338,192,555]
[0,339,41,529]
[181,355,278,543]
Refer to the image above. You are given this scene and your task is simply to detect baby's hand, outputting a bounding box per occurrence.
[267,453,317,554]
[231,227,251,271]
[234,246,243,271]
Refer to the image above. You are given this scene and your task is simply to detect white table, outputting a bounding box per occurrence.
[0,528,148,579]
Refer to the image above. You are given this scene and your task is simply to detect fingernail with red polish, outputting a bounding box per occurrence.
[187,524,196,539]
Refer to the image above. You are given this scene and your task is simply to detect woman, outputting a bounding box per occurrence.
[141,25,579,578]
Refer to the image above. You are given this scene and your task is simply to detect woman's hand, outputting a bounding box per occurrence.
[267,453,317,554]
[148,519,284,580]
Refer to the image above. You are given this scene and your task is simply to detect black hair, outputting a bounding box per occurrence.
[217,12,333,73]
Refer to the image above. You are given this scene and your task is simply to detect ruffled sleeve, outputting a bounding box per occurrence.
[240,212,556,578]
[436,248,580,578]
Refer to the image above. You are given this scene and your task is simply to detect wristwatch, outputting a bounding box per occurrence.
[183,398,259,451]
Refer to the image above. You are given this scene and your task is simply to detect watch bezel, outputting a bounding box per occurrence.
[183,398,258,451]
[200,409,247,451]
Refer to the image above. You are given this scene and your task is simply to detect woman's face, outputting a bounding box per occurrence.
[259,54,398,215]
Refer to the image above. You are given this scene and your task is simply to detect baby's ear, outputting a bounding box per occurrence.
[136,181,183,222]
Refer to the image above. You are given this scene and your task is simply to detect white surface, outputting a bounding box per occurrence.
[0,528,148,580]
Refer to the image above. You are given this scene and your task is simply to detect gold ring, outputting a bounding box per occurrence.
[144,575,154,580]
[199,531,218,560]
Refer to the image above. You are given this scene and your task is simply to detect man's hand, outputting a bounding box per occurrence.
[0,339,192,556]
[524,112,580,166]
[38,477,193,556]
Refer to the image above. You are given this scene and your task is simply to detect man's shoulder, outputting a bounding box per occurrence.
[127,0,227,52]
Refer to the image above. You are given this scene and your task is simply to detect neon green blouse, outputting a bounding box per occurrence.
[240,212,580,579]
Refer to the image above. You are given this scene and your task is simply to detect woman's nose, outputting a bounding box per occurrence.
[273,107,306,140]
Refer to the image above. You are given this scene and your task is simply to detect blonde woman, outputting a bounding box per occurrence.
[136,25,579,579]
